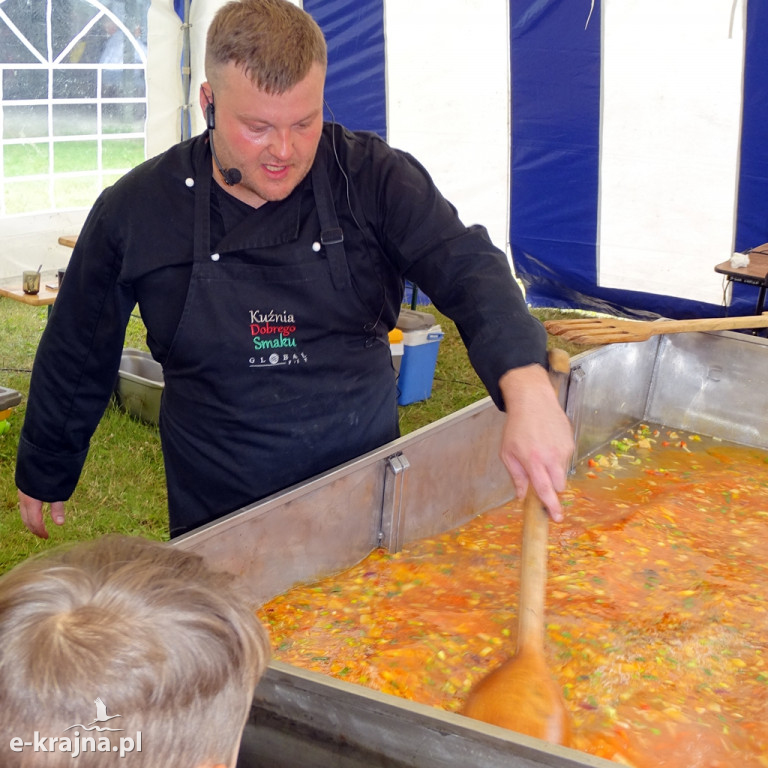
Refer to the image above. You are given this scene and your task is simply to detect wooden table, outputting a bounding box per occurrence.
[58,234,78,249]
[715,243,768,314]
[0,273,59,316]
[0,236,77,315]
[0,276,58,306]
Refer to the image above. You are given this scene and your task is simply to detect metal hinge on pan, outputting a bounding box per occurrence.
[378,452,410,553]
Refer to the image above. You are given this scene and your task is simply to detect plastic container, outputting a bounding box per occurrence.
[396,324,444,405]
[0,386,22,412]
[0,387,22,434]
[116,349,164,425]
[388,328,404,377]
[396,308,435,331]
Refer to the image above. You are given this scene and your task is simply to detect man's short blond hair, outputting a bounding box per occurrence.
[0,535,270,767]
[205,0,327,93]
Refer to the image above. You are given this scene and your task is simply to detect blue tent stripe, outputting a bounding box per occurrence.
[508,0,604,311]
[509,0,751,319]
[174,0,185,21]
[304,0,386,139]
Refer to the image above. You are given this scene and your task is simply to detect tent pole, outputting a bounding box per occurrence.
[180,0,192,141]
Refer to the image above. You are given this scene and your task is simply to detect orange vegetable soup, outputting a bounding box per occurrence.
[258,425,768,767]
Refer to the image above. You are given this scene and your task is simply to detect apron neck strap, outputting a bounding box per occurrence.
[311,161,351,290]
[193,140,352,293]
[193,138,214,264]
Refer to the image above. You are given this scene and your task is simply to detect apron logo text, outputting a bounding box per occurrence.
[253,335,296,350]
[249,310,303,362]
[249,352,308,367]
[250,310,295,324]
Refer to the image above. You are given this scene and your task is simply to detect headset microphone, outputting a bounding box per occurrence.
[205,102,242,186]
[210,135,242,186]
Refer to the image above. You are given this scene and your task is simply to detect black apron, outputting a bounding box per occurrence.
[160,145,398,536]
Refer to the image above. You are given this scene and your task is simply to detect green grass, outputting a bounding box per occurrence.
[54,140,98,172]
[0,304,164,573]
[0,298,586,575]
[3,138,145,214]
[102,138,145,169]
[4,138,143,177]
[3,143,49,176]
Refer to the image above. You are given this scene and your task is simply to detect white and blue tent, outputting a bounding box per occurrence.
[505,0,768,320]
[1,0,766,319]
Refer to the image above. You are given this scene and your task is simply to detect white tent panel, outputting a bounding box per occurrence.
[4,0,766,314]
[187,0,227,139]
[597,0,746,304]
[1,210,89,280]
[146,0,185,157]
[384,0,511,255]
[146,0,225,158]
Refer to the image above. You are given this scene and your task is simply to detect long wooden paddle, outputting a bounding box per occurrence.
[461,488,572,744]
[544,312,768,345]
[461,350,572,745]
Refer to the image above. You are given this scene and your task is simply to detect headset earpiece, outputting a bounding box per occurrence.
[204,95,242,186]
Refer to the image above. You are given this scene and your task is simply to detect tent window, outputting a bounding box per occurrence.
[0,0,150,217]
[53,69,98,99]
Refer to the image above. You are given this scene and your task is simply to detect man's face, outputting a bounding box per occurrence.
[201,61,325,208]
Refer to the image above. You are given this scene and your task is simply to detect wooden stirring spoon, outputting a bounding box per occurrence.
[544,312,768,345]
[461,487,572,744]
[462,348,572,745]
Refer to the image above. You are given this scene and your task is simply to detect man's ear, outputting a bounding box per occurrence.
[199,83,213,122]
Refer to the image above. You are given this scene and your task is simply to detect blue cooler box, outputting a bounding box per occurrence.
[397,325,444,405]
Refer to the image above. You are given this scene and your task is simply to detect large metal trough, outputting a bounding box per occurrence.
[174,328,768,768]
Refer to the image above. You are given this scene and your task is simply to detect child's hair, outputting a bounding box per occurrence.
[0,535,270,767]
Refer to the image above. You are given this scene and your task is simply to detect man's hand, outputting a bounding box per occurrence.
[18,490,66,539]
[498,362,574,522]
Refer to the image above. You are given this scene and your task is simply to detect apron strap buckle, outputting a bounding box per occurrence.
[313,161,350,290]
[321,227,344,246]
[320,227,350,289]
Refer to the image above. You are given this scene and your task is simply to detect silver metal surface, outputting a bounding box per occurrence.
[566,339,658,463]
[380,452,410,552]
[240,662,615,768]
[565,330,768,463]
[646,331,768,448]
[175,398,514,605]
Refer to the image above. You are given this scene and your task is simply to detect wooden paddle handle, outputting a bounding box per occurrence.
[516,488,549,653]
[652,313,768,334]
[547,347,571,378]
[515,348,568,653]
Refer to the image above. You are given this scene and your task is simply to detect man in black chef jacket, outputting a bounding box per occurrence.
[16,0,573,539]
